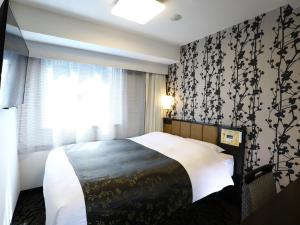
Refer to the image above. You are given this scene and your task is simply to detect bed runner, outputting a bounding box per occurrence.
[64,139,192,225]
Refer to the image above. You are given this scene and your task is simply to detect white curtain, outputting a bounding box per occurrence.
[145,73,166,133]
[18,58,145,153]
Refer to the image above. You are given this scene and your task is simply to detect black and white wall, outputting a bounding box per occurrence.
[167,5,300,189]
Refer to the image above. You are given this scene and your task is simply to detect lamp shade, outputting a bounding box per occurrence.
[161,95,172,110]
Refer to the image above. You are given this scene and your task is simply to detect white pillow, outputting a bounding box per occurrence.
[185,138,225,153]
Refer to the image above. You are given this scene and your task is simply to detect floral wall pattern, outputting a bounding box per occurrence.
[266,5,300,188]
[199,31,226,124]
[227,14,265,172]
[179,41,199,121]
[167,64,179,118]
[167,5,300,189]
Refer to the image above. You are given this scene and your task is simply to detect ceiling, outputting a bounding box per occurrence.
[12,0,300,46]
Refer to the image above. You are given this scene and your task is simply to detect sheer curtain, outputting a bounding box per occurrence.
[18,58,145,154]
[145,73,166,133]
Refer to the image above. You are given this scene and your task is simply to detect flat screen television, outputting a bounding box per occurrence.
[0,0,29,109]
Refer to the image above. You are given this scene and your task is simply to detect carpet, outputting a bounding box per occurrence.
[11,187,240,225]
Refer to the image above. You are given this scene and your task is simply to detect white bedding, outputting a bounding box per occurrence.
[43,132,234,225]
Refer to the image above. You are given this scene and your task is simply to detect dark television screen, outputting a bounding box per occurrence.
[0,1,29,108]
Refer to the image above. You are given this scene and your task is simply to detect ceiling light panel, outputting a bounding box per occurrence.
[112,0,165,25]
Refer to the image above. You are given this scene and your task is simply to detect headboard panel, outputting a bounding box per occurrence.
[190,124,202,141]
[163,118,246,188]
[163,118,219,145]
[202,125,218,144]
[180,122,191,138]
[171,120,181,136]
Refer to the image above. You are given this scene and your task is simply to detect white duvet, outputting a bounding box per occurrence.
[43,132,234,225]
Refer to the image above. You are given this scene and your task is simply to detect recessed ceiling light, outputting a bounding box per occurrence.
[170,14,182,21]
[112,0,165,25]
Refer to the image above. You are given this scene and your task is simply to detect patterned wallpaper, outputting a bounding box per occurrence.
[167,5,300,189]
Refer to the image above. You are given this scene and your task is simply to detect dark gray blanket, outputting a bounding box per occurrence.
[64,139,192,225]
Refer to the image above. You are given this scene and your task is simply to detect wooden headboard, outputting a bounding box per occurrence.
[163,119,219,144]
[163,118,246,187]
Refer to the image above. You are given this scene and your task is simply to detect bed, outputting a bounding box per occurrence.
[43,120,245,225]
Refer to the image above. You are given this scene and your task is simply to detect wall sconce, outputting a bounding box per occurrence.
[161,95,172,118]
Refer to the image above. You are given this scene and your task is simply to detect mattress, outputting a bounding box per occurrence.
[43,132,234,225]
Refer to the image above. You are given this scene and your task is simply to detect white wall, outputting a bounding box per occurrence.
[0,108,20,225]
[11,2,180,65]
[19,151,49,190]
[27,41,169,75]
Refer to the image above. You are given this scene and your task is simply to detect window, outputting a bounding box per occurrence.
[18,58,145,153]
